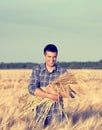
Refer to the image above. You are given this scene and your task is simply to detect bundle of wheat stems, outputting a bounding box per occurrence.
[17,70,87,129]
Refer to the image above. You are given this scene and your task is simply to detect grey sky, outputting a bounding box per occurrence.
[0,0,102,63]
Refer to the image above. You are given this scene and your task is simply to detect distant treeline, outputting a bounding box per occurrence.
[0,60,102,69]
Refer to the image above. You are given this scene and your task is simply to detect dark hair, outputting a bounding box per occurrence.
[44,44,58,54]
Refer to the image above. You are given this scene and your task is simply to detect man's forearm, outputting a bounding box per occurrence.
[34,88,50,98]
[34,88,59,102]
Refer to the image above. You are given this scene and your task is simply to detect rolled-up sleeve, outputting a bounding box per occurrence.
[28,67,40,95]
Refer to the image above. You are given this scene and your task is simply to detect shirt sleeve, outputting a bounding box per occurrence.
[62,67,67,74]
[59,66,67,75]
[28,66,40,95]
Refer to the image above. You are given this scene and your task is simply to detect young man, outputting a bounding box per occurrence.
[28,44,66,128]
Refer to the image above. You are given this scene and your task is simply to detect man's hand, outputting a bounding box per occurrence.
[45,84,59,102]
[46,84,57,95]
[34,84,60,102]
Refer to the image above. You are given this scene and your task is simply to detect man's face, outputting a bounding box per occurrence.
[44,51,57,67]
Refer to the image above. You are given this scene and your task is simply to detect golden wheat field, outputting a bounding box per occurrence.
[0,69,102,130]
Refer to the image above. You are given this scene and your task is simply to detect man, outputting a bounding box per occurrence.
[28,44,66,128]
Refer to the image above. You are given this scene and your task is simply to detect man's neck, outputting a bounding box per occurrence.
[45,64,56,73]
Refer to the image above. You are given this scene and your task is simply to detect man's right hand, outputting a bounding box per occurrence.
[34,85,59,102]
[45,84,59,102]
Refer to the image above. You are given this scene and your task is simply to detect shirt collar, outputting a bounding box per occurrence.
[40,63,57,72]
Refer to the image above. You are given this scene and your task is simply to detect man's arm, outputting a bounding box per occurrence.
[28,67,59,102]
[34,86,59,102]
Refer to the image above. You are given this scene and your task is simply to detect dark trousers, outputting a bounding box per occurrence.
[34,97,65,129]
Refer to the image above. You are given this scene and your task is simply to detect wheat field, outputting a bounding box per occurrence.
[0,69,102,130]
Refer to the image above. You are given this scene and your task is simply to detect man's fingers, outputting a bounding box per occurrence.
[46,84,58,96]
[48,84,53,88]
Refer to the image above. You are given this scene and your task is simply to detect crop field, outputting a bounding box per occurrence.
[0,69,102,130]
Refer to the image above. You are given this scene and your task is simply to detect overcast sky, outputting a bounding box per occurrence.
[0,0,102,63]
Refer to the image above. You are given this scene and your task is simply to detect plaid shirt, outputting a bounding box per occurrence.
[28,63,66,95]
